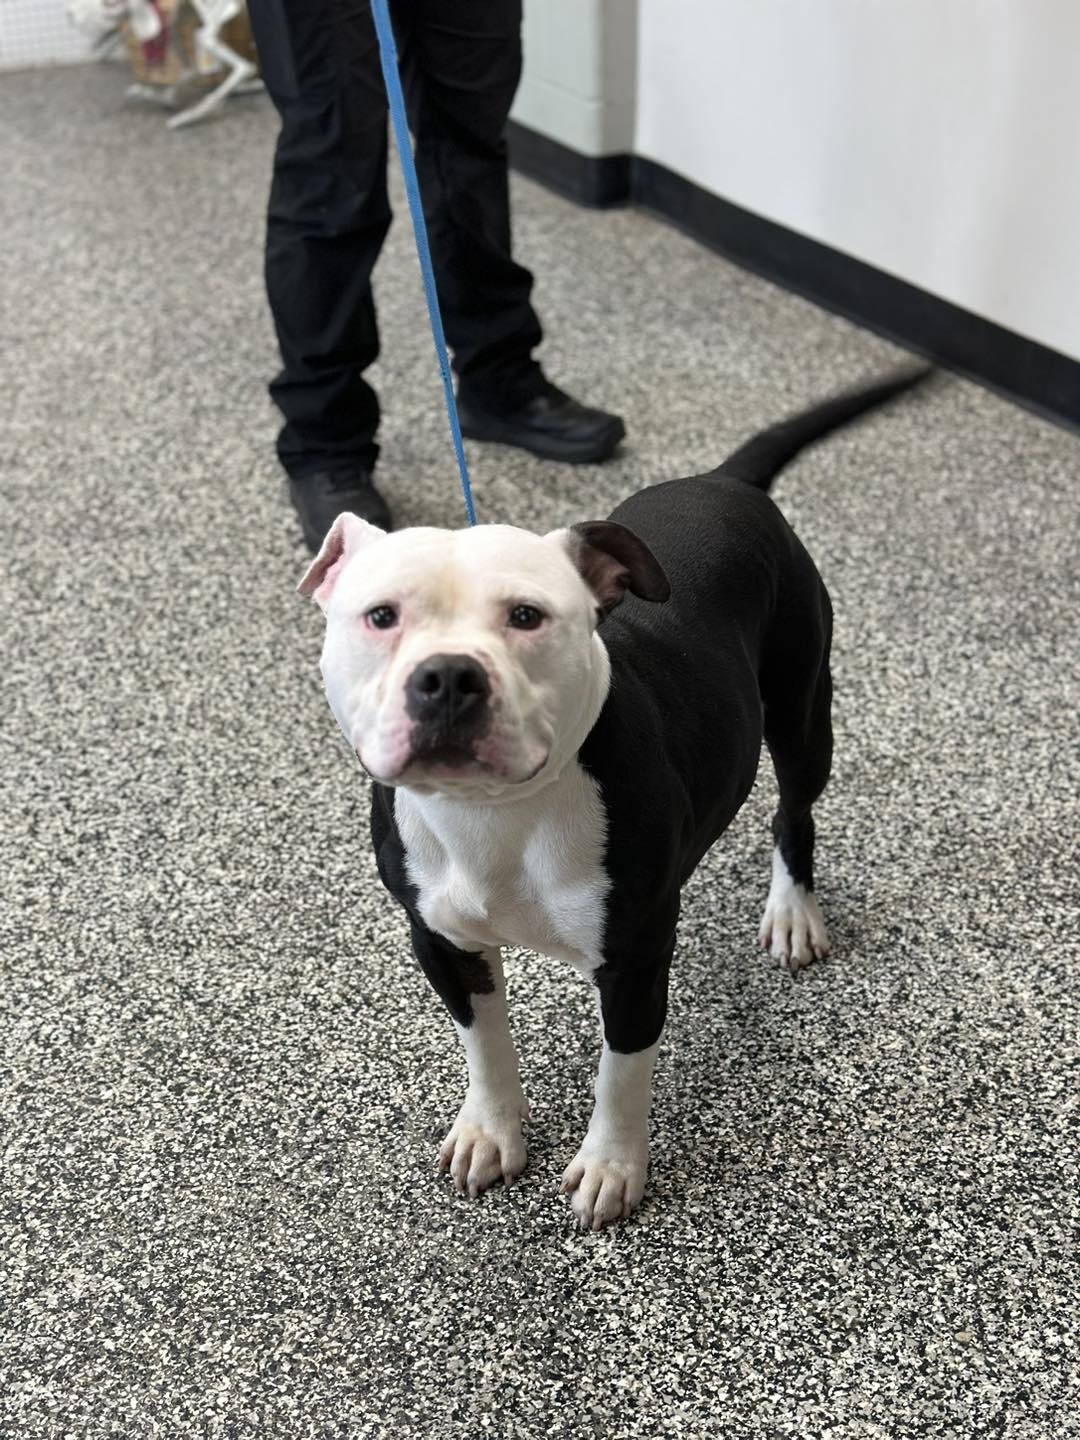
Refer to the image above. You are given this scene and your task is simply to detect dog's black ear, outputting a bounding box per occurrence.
[564,521,670,616]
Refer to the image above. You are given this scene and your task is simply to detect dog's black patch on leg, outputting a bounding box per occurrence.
[773,809,816,891]
[409,922,495,1028]
[593,950,673,1056]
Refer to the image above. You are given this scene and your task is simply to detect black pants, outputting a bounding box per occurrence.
[247,0,545,480]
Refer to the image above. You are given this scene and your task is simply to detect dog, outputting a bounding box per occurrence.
[298,368,927,1229]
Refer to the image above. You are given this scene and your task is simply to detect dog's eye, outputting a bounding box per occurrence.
[366,604,399,630]
[508,604,544,631]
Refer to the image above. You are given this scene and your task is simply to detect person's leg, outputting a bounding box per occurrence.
[403,0,625,462]
[399,0,541,409]
[248,0,392,538]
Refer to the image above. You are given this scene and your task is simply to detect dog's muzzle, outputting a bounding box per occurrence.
[405,653,492,764]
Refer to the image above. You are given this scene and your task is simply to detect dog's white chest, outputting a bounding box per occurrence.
[394,763,610,972]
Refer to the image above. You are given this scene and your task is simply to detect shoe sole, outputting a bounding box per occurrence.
[460,413,626,464]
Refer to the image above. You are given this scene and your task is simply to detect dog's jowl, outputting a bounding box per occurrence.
[298,368,927,1229]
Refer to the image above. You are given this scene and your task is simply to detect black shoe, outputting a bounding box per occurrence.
[457,383,625,464]
[288,470,392,553]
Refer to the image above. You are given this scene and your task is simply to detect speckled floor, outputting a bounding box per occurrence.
[2,62,1078,1440]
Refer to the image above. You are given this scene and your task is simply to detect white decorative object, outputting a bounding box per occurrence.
[167,0,260,130]
[69,0,261,128]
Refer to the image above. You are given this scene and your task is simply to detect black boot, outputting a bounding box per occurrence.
[289,471,392,553]
[458,382,625,464]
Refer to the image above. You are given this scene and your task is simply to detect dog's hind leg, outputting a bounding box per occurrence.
[759,586,834,974]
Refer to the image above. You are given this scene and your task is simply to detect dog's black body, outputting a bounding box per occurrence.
[373,370,927,1055]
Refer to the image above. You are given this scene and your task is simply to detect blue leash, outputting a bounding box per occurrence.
[371,0,478,526]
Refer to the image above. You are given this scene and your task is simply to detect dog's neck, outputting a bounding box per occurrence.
[396,633,611,818]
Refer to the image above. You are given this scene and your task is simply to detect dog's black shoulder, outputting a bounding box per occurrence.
[578,673,689,944]
[370,782,416,908]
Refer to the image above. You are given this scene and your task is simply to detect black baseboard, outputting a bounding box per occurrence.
[506,122,1080,434]
[506,121,631,209]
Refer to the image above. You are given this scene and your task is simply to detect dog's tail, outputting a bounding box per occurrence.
[717,364,932,492]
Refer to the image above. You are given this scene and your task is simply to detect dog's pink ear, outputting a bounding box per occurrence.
[297,512,385,610]
[561,521,670,616]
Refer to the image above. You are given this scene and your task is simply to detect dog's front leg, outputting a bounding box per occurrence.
[409,924,528,1196]
[562,949,672,1230]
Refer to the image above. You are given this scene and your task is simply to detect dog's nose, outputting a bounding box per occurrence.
[405,654,491,725]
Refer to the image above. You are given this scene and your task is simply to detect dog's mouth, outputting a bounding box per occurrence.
[355,735,488,785]
[384,740,551,792]
[355,718,550,790]
[407,740,485,775]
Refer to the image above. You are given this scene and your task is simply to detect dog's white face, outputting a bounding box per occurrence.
[299,514,668,799]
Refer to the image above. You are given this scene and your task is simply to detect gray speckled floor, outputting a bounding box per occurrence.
[2,63,1079,1440]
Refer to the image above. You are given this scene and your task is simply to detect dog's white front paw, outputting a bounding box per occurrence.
[437,1092,528,1197]
[759,883,829,974]
[561,1144,648,1230]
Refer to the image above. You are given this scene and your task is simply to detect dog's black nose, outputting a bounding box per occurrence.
[405,654,491,726]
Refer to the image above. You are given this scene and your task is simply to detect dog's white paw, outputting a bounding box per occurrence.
[437,1094,528,1197]
[759,877,829,974]
[561,1145,648,1230]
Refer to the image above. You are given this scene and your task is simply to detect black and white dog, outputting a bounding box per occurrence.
[299,369,926,1229]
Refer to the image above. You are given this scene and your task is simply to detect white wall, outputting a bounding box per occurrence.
[514,0,636,157]
[634,0,1080,361]
[0,0,94,69]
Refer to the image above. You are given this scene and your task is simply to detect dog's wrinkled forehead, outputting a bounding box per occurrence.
[299,513,670,622]
[332,523,589,614]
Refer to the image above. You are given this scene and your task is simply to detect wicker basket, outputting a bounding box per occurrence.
[124,1,257,89]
